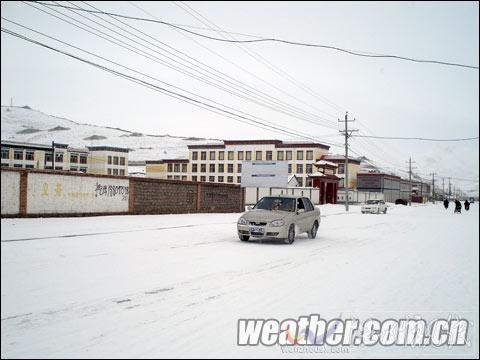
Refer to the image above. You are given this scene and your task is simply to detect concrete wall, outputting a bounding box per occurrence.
[337,190,384,204]
[1,171,20,214]
[27,172,129,215]
[1,168,244,217]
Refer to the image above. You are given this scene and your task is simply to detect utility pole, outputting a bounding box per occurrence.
[442,178,445,199]
[430,172,436,204]
[338,111,357,211]
[448,178,451,199]
[52,141,55,170]
[10,97,13,107]
[407,157,414,206]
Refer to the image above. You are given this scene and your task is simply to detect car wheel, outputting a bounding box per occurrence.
[308,221,318,239]
[239,235,250,242]
[285,225,295,244]
[383,208,387,214]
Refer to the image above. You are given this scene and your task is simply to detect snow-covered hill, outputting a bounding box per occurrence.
[1,106,221,162]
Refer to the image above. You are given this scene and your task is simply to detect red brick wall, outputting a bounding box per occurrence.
[199,182,244,213]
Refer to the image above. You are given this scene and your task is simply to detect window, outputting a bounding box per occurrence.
[238,151,244,160]
[304,198,314,211]
[227,164,234,173]
[237,176,241,183]
[120,169,125,176]
[14,150,23,160]
[108,168,112,175]
[306,178,312,187]
[201,164,206,172]
[174,175,180,180]
[256,151,262,160]
[297,151,304,160]
[1,163,9,167]
[298,177,303,187]
[306,164,313,174]
[79,167,87,173]
[120,157,125,166]
[192,151,198,160]
[25,164,34,169]
[113,156,119,165]
[227,176,233,183]
[174,164,180,172]
[306,151,313,160]
[113,168,119,175]
[277,151,284,160]
[296,164,304,173]
[218,164,224,173]
[209,164,215,172]
[80,156,87,164]
[237,163,242,173]
[45,152,52,162]
[288,164,292,173]
[200,176,206,182]
[192,175,197,181]
[227,151,233,160]
[14,164,23,168]
[338,164,345,174]
[182,175,187,181]
[245,151,252,160]
[297,198,305,210]
[1,148,9,159]
[55,153,63,163]
[108,156,112,165]
[218,176,224,183]
[266,151,272,160]
[70,154,78,163]
[218,151,225,160]
[182,164,187,172]
[192,164,198,172]
[209,176,215,182]
[210,151,215,160]
[201,151,207,161]
[168,163,173,172]
[26,151,34,161]
[167,175,172,179]
[70,166,78,171]
[45,166,53,170]
[286,151,292,160]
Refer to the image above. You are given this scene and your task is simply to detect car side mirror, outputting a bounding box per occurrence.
[296,209,305,215]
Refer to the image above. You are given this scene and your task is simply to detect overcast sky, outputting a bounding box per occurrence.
[1,1,479,191]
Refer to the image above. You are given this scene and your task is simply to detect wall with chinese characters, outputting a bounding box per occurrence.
[27,172,129,214]
[1,171,20,214]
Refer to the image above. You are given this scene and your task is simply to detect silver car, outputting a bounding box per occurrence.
[237,195,321,244]
[361,199,388,214]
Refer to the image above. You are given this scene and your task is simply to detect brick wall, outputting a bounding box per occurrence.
[130,177,243,215]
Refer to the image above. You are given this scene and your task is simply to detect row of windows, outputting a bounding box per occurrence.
[167,163,320,175]
[1,149,91,164]
[192,150,314,161]
[0,163,88,172]
[107,156,126,166]
[167,175,241,183]
[107,168,126,176]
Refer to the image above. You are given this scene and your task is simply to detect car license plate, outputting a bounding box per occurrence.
[250,226,264,235]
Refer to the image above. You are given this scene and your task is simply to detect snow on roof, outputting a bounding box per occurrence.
[308,172,326,177]
[314,160,338,167]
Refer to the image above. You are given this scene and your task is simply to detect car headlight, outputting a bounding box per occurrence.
[238,217,247,225]
[270,219,285,227]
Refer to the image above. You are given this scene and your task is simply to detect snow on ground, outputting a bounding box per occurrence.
[1,204,479,358]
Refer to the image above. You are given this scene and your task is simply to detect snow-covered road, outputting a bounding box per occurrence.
[1,204,478,358]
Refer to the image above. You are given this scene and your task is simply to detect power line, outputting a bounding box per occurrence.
[1,26,344,149]
[25,0,340,131]
[353,135,479,142]
[25,0,479,70]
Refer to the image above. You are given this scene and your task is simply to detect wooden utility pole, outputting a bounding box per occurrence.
[338,112,357,211]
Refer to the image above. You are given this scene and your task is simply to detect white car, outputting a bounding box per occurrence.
[361,200,388,214]
[237,195,321,244]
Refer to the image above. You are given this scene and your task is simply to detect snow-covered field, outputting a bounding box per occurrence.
[1,204,478,358]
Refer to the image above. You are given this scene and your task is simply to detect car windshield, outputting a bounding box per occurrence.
[254,197,296,212]
[366,200,380,204]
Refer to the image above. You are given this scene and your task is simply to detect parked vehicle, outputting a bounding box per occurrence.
[395,199,408,205]
[237,195,321,245]
[361,199,388,214]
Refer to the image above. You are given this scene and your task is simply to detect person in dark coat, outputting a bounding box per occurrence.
[454,200,462,213]
[443,199,449,209]
[464,200,470,211]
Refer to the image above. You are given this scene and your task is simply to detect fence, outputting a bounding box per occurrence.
[337,190,384,204]
[245,186,320,205]
[1,168,244,217]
